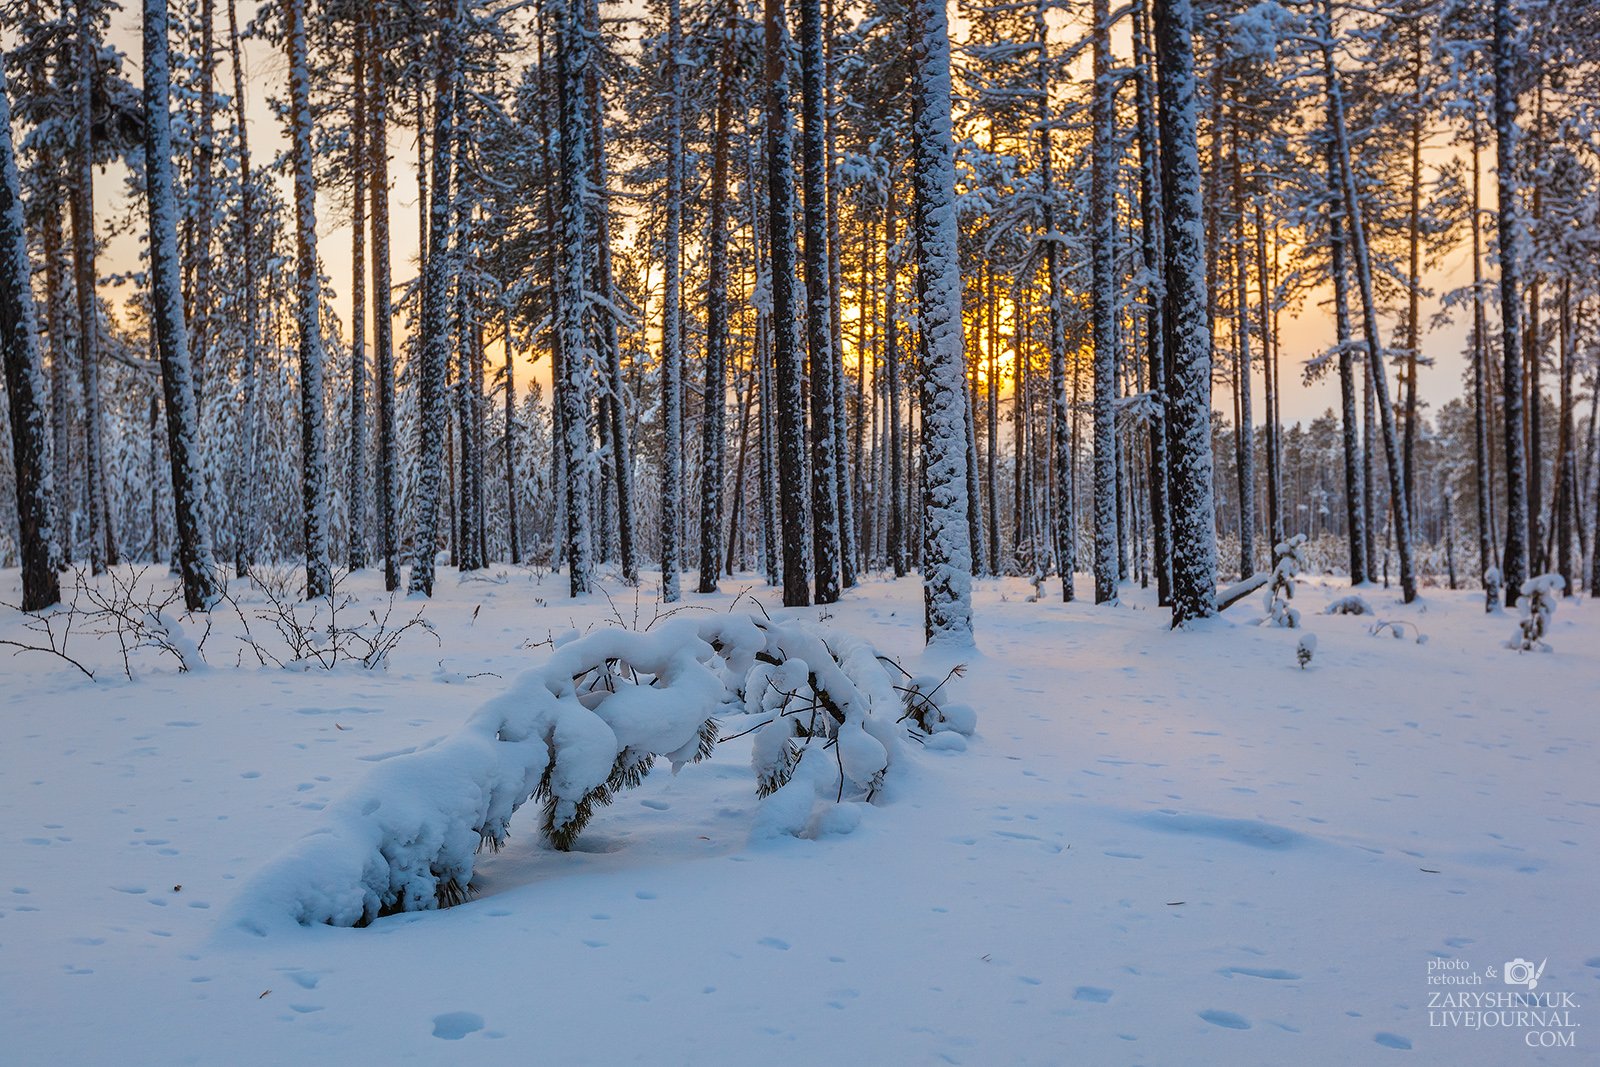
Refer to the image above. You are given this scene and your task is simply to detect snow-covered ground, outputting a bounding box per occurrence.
[1,565,1595,1065]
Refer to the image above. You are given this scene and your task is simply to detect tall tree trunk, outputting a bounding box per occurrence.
[0,52,60,610]
[799,0,842,604]
[1327,141,1367,585]
[366,0,399,590]
[1090,0,1118,603]
[584,4,634,583]
[503,303,521,564]
[1231,120,1255,578]
[1152,0,1219,625]
[885,169,905,578]
[286,0,333,599]
[1469,106,1494,605]
[909,0,974,642]
[73,0,112,573]
[824,0,856,589]
[555,0,593,595]
[1133,0,1170,604]
[406,0,460,597]
[1320,0,1416,602]
[144,0,221,611]
[698,2,735,594]
[228,0,261,579]
[766,0,811,606]
[1555,279,1574,588]
[1401,25,1423,528]
[347,13,369,570]
[1493,0,1529,606]
[1038,3,1073,600]
[660,0,685,602]
[1256,194,1281,545]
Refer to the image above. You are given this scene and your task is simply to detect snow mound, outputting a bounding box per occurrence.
[233,615,973,930]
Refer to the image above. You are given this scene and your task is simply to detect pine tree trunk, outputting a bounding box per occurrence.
[228,0,260,579]
[1256,196,1282,545]
[1555,279,1574,588]
[1152,0,1219,625]
[286,0,333,599]
[1493,0,1529,606]
[824,0,856,589]
[586,8,635,583]
[366,0,399,590]
[1468,111,1493,602]
[885,169,905,579]
[0,53,60,610]
[909,0,974,642]
[1133,0,1170,604]
[407,1,460,597]
[799,0,842,605]
[72,0,112,574]
[1231,120,1255,578]
[348,13,369,570]
[698,3,735,594]
[1327,141,1367,585]
[1090,0,1120,605]
[1320,0,1416,602]
[766,0,812,607]
[659,0,685,601]
[1401,27,1423,530]
[503,303,522,564]
[143,0,221,611]
[555,0,593,596]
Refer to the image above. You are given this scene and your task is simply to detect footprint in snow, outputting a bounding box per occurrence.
[1198,1010,1252,1030]
[1073,987,1112,1003]
[1374,1033,1412,1050]
[758,937,790,951]
[640,799,670,811]
[1218,967,1301,981]
[432,1012,485,1040]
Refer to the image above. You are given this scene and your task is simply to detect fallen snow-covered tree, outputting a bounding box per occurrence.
[234,614,974,930]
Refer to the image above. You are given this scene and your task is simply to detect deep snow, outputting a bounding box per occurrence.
[1,565,1595,1065]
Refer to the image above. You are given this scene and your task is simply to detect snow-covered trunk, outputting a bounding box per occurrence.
[502,303,521,564]
[1256,196,1281,546]
[143,0,220,612]
[1090,0,1119,605]
[1326,141,1367,586]
[41,166,72,567]
[347,14,368,571]
[909,0,973,643]
[1468,112,1493,606]
[555,0,593,596]
[1133,0,1170,606]
[660,0,685,603]
[698,6,734,595]
[586,22,635,585]
[72,0,111,574]
[1492,0,1529,608]
[1036,11,1071,599]
[748,134,780,587]
[1555,280,1575,588]
[0,52,60,611]
[1230,122,1255,580]
[799,0,841,606]
[885,171,905,578]
[366,1,399,591]
[766,0,812,607]
[1319,0,1416,604]
[1152,0,1218,626]
[227,0,259,580]
[286,0,333,600]
[406,4,460,598]
[1401,30,1423,530]
[984,261,1000,574]
[964,357,984,577]
[824,0,856,589]
[451,127,482,574]
[190,0,218,524]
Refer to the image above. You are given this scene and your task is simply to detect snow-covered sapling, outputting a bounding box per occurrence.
[1296,632,1317,670]
[1262,534,1307,628]
[1507,573,1563,653]
[1483,566,1502,614]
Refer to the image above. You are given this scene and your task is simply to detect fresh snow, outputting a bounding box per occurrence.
[1,567,1596,1064]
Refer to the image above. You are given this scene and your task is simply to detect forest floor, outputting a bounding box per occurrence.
[1,563,1596,1065]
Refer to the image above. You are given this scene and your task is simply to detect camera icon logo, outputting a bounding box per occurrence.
[1504,958,1546,990]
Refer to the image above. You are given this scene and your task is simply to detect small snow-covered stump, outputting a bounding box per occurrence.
[1324,594,1372,617]
[1262,535,1307,628]
[235,615,973,929]
[1508,574,1563,653]
[1483,566,1502,614]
